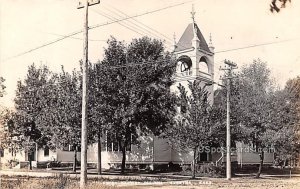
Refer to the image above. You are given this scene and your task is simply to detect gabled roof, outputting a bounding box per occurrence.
[174,23,211,53]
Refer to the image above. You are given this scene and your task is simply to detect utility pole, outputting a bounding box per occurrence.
[77,0,100,188]
[220,59,237,180]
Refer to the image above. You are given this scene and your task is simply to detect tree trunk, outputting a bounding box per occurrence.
[29,152,32,170]
[29,160,32,170]
[97,131,102,175]
[121,141,127,174]
[192,148,197,179]
[73,147,77,173]
[255,150,264,178]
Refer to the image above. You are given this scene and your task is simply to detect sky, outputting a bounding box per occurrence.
[0,0,300,108]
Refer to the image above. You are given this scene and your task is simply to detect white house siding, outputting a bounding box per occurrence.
[170,147,223,165]
[82,136,183,167]
[99,136,154,167]
[1,140,275,169]
[171,148,193,164]
[236,142,274,165]
[36,148,57,162]
[153,137,172,163]
[2,148,26,163]
[56,149,81,163]
[237,152,274,165]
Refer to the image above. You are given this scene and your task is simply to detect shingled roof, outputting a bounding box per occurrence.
[174,23,211,53]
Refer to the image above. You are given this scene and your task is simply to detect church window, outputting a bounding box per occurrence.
[199,57,209,74]
[177,55,192,76]
[198,151,211,162]
[44,146,49,157]
[106,132,132,152]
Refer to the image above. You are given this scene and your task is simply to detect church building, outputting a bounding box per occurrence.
[0,9,274,170]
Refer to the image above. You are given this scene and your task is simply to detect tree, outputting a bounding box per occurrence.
[285,76,300,119]
[279,76,300,165]
[0,77,5,97]
[166,81,218,178]
[214,60,299,177]
[38,66,83,172]
[14,63,95,172]
[234,60,275,178]
[213,79,249,150]
[88,63,115,174]
[99,36,176,174]
[0,107,19,159]
[270,0,291,13]
[14,64,53,170]
[226,59,298,177]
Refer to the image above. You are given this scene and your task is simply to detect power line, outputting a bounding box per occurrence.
[91,9,145,36]
[3,1,298,64]
[104,5,174,43]
[92,6,197,58]
[42,32,107,42]
[100,5,200,58]
[91,8,197,58]
[215,38,299,54]
[1,0,195,62]
[88,0,195,30]
[98,7,161,39]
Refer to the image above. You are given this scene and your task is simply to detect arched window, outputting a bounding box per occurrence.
[177,55,192,76]
[199,56,209,74]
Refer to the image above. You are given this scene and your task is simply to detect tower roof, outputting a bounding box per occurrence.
[174,23,211,53]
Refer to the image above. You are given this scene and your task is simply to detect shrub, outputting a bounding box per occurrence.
[181,163,224,177]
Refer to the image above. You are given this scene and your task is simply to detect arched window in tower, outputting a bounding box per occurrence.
[199,56,209,74]
[176,55,192,76]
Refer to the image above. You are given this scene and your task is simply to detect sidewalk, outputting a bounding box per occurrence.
[2,169,300,180]
[235,173,300,178]
[0,169,191,181]
[0,169,215,187]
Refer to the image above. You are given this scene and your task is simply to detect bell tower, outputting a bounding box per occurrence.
[172,5,215,102]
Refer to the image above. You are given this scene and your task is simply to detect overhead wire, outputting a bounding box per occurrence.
[100,7,165,40]
[41,32,107,42]
[104,5,174,43]
[214,38,299,54]
[1,0,195,62]
[3,0,298,88]
[91,5,197,61]
[92,6,196,57]
[100,5,198,58]
[88,0,195,30]
[7,0,294,63]
[91,9,145,36]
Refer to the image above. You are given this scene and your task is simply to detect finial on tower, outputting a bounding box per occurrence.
[191,4,199,42]
[208,33,215,53]
[173,32,177,50]
[191,4,196,23]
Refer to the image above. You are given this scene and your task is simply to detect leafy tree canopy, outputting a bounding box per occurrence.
[97,36,176,173]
